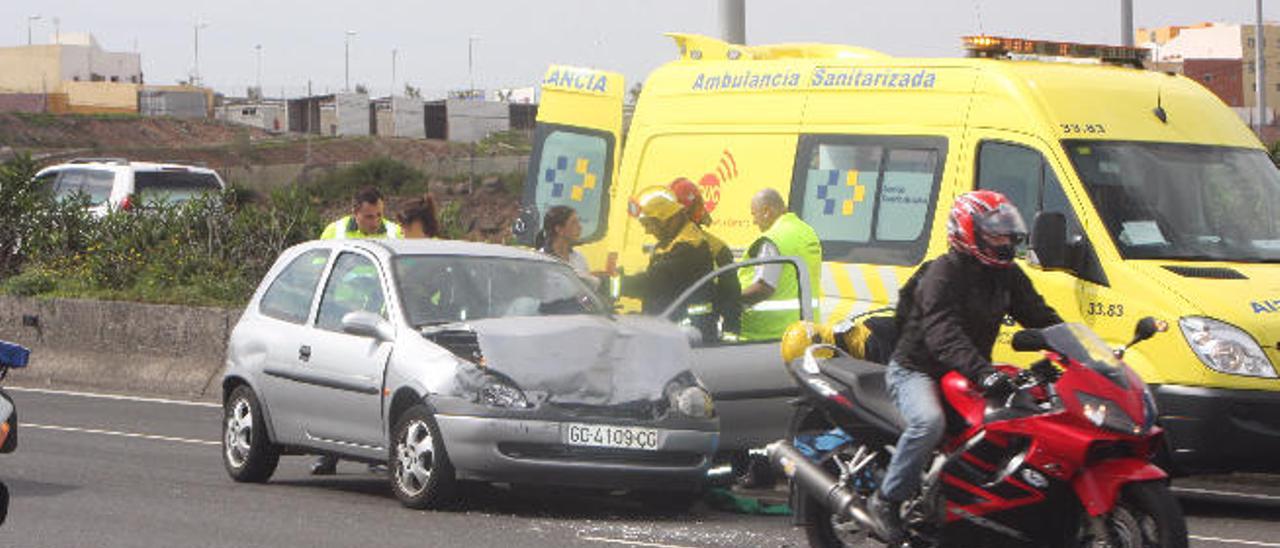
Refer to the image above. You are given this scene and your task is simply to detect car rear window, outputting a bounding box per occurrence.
[134,171,222,205]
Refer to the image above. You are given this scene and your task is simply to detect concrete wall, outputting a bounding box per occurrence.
[0,46,61,93]
[140,88,210,118]
[335,92,370,136]
[0,296,241,398]
[62,81,139,113]
[392,96,426,138]
[217,103,286,132]
[445,99,509,142]
[1185,58,1245,107]
[0,93,49,113]
[59,44,142,85]
[221,155,529,191]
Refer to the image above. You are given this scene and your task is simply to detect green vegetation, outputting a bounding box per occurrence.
[0,155,517,307]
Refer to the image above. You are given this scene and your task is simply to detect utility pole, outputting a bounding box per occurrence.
[1258,0,1268,134]
[345,30,357,92]
[27,14,40,46]
[256,43,266,92]
[468,35,479,95]
[392,48,398,97]
[719,0,745,45]
[194,20,209,87]
[53,17,60,45]
[1120,0,1134,47]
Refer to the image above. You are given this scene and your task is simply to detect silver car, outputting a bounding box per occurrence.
[220,239,719,508]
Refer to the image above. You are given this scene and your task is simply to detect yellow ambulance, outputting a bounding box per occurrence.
[516,33,1280,473]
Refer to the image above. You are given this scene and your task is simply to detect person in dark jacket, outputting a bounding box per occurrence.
[668,177,741,337]
[867,190,1063,543]
[620,185,716,340]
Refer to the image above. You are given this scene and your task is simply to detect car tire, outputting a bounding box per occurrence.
[390,405,457,509]
[222,385,280,483]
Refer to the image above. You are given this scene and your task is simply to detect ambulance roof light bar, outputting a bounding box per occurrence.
[963,35,1150,68]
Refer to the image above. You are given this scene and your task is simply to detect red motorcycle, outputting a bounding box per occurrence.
[769,319,1188,547]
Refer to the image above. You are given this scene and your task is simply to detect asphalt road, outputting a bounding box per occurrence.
[4,386,1280,548]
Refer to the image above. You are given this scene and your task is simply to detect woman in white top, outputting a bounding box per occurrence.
[536,205,601,291]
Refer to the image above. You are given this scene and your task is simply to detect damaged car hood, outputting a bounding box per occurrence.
[434,315,693,406]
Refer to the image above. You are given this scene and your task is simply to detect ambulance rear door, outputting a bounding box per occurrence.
[514,66,625,254]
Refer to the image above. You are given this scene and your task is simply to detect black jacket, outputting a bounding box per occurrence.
[891,251,1062,382]
[621,222,715,317]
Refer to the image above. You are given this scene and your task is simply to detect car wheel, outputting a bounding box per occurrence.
[223,385,280,483]
[390,405,457,509]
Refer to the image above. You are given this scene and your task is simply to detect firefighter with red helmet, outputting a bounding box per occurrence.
[620,186,718,340]
[866,190,1063,543]
[668,178,742,337]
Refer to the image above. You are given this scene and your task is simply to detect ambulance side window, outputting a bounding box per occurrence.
[525,125,614,243]
[976,141,1083,240]
[790,135,946,265]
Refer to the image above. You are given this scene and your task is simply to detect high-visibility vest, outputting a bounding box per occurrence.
[321,215,403,240]
[738,212,822,341]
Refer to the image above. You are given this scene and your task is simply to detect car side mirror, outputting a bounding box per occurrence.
[1131,317,1167,346]
[341,311,395,342]
[1030,212,1069,270]
[1011,330,1048,352]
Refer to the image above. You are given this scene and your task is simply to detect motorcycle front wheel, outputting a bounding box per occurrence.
[1067,481,1188,548]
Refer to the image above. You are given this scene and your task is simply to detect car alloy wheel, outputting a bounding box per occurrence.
[395,419,436,498]
[225,397,254,469]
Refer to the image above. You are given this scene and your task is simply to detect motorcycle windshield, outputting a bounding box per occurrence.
[1042,323,1131,389]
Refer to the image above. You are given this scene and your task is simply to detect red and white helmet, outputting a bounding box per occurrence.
[947,190,1028,268]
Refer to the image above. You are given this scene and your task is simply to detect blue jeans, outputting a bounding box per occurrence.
[879,362,946,502]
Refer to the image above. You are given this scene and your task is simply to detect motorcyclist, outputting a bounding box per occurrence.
[619,185,717,340]
[867,190,1063,543]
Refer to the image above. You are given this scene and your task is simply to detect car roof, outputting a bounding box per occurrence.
[322,238,559,263]
[37,160,220,176]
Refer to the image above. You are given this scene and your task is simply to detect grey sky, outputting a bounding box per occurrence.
[3,1,1275,98]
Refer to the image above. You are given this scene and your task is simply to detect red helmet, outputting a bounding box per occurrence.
[947,190,1028,268]
[668,178,711,225]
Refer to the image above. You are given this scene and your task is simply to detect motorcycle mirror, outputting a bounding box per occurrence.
[1011,330,1048,352]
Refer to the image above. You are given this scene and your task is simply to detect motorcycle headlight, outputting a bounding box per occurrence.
[1179,317,1277,378]
[670,386,715,419]
[1076,392,1142,435]
[478,376,529,409]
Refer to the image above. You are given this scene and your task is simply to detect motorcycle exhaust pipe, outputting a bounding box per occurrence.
[767,441,876,530]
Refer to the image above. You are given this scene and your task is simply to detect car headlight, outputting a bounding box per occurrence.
[666,384,714,419]
[478,376,529,409]
[1179,317,1277,378]
[1076,392,1142,435]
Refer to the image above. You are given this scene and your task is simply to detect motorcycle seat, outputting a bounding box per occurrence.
[819,357,906,434]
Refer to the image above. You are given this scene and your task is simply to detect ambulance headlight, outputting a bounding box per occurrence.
[1180,317,1277,378]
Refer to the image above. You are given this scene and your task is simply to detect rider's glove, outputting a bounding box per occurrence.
[978,369,1016,399]
[1030,360,1061,383]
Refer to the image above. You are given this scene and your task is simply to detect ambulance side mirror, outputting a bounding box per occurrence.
[1030,212,1069,271]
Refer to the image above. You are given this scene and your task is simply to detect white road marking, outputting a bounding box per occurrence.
[24,423,220,446]
[1191,536,1280,547]
[1175,486,1280,502]
[6,386,220,408]
[579,536,699,548]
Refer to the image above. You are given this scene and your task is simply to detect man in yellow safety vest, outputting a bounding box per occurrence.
[738,188,822,341]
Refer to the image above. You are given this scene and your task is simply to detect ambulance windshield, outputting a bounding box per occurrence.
[1065,140,1280,262]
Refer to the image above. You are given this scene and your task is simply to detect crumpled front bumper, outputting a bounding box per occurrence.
[432,400,718,490]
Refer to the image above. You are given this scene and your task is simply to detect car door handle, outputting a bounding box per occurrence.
[299,345,312,362]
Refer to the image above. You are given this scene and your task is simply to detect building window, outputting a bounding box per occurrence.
[110,76,119,83]
[1203,74,1215,83]
[1249,37,1257,48]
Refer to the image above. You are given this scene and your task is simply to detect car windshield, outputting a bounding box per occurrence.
[394,255,604,327]
[1064,140,1280,262]
[134,171,222,205]
[1041,323,1130,389]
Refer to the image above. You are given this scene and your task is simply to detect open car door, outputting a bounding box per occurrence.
[662,256,815,453]
[514,65,625,256]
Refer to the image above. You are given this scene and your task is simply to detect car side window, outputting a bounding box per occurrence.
[259,249,332,324]
[790,135,946,265]
[316,253,387,332]
[53,168,115,204]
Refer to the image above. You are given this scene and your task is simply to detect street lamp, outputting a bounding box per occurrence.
[193,19,210,87]
[27,15,41,46]
[391,48,398,98]
[344,30,358,92]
